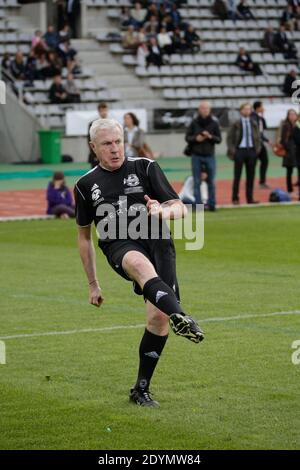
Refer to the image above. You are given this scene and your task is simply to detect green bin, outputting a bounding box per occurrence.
[38,129,62,164]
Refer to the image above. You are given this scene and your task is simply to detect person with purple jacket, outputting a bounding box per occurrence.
[47,171,75,219]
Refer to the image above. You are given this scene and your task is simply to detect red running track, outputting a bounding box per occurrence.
[0,177,299,218]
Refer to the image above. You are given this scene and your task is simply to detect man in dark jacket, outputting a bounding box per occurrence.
[251,101,270,188]
[48,74,68,104]
[67,0,81,38]
[185,101,222,211]
[235,47,262,76]
[274,25,298,60]
[87,102,109,167]
[283,69,298,97]
[227,102,261,205]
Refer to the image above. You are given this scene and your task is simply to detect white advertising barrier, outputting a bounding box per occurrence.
[66,108,148,136]
[264,103,300,128]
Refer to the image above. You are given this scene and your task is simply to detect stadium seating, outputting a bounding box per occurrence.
[0,0,297,129]
[91,0,296,109]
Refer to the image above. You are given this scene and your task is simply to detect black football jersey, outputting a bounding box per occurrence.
[74,157,179,250]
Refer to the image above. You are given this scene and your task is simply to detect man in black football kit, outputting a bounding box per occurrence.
[75,119,204,407]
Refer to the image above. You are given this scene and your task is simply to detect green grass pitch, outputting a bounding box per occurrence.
[0,206,300,450]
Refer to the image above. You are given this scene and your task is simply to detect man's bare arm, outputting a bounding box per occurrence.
[78,226,104,307]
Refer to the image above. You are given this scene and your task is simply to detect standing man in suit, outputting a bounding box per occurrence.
[66,0,81,38]
[227,102,261,205]
[251,101,270,189]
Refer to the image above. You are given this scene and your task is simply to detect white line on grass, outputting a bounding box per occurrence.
[1,310,300,340]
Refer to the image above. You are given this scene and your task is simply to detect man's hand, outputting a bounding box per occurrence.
[89,282,104,308]
[196,134,206,142]
[202,130,212,139]
[144,195,162,217]
[144,195,187,220]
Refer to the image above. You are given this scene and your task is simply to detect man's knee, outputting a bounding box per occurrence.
[123,252,147,275]
[147,305,169,331]
[122,251,156,285]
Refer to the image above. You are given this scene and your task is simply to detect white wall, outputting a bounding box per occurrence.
[0,89,40,163]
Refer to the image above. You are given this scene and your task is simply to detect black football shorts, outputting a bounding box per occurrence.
[103,238,180,300]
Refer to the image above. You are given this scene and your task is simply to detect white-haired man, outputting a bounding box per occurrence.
[74,119,204,407]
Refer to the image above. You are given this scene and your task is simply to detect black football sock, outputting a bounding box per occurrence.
[142,276,182,317]
[135,328,168,391]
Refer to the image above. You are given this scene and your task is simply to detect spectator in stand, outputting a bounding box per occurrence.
[10,51,26,80]
[47,171,75,219]
[122,25,139,50]
[288,0,300,14]
[281,4,296,31]
[212,0,228,20]
[235,47,263,75]
[65,72,81,102]
[172,27,188,53]
[121,7,135,27]
[170,3,182,27]
[262,27,277,54]
[157,26,174,55]
[44,25,59,50]
[227,0,242,22]
[131,2,147,28]
[137,26,147,44]
[49,74,69,104]
[280,109,298,194]
[184,24,201,53]
[237,0,255,20]
[294,5,300,30]
[146,36,164,67]
[35,52,51,79]
[144,15,159,35]
[136,40,149,67]
[47,50,63,77]
[274,25,298,60]
[1,53,11,71]
[58,24,72,43]
[158,3,168,24]
[57,40,79,73]
[162,15,176,33]
[31,30,48,54]
[283,69,298,96]
[144,3,159,24]
[24,50,37,84]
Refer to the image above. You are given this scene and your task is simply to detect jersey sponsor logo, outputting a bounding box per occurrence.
[156,290,168,303]
[124,174,140,187]
[124,186,144,195]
